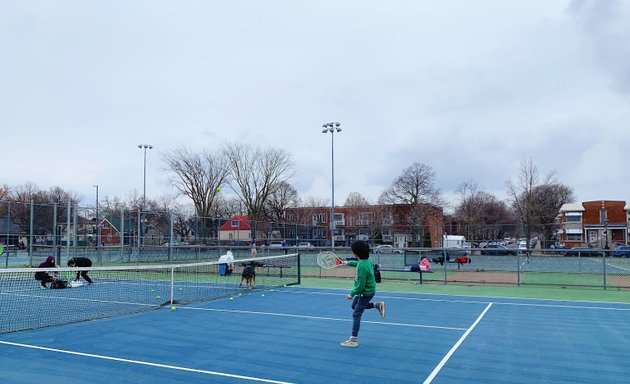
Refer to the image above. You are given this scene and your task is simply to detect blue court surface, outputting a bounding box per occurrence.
[1,287,629,383]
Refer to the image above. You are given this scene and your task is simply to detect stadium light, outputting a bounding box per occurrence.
[138,144,153,246]
[93,185,99,249]
[322,122,341,249]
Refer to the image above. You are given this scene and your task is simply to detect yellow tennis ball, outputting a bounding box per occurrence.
[261,294,265,298]
[229,297,234,301]
[171,306,176,311]
[156,296,160,300]
[238,293,242,297]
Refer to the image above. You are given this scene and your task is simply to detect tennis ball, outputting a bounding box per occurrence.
[238,293,242,297]
[179,288,183,291]
[156,296,161,300]
[216,186,221,193]
[229,297,234,301]
[171,306,176,311]
[261,294,265,298]
[151,289,155,292]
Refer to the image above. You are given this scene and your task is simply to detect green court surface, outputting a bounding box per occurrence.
[299,277,630,303]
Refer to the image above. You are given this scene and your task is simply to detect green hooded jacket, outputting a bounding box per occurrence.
[347,258,376,297]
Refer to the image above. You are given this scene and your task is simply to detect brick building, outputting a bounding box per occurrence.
[557,200,630,248]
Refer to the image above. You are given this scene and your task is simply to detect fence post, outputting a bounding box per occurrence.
[602,250,607,290]
[120,208,125,262]
[517,251,521,286]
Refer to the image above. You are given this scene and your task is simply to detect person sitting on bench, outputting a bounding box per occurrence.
[410,256,432,272]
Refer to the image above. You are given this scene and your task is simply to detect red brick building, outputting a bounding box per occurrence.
[284,203,444,247]
[557,200,629,248]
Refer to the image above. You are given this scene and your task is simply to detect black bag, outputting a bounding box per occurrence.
[51,280,68,289]
[373,264,382,283]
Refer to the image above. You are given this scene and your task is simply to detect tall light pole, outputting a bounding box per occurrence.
[322,122,341,249]
[93,185,99,248]
[138,144,153,246]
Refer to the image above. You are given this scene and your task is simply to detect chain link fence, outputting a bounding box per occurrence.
[1,200,629,288]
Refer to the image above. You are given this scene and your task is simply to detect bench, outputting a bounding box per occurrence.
[238,262,293,278]
[379,266,433,284]
[431,256,472,270]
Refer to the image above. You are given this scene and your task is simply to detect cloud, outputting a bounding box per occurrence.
[566,0,630,94]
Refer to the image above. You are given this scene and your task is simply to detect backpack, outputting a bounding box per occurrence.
[373,263,382,283]
[419,257,432,272]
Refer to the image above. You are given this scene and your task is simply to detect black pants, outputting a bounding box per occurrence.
[76,271,93,283]
[35,274,54,287]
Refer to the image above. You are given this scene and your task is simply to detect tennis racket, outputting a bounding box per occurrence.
[317,251,343,269]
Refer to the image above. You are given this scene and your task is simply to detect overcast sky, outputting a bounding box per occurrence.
[2,0,629,210]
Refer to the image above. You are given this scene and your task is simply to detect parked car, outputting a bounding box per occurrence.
[562,247,603,257]
[297,242,314,249]
[373,245,403,254]
[480,244,516,256]
[269,241,284,248]
[612,245,630,257]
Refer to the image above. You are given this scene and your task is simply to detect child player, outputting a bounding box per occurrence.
[340,240,386,348]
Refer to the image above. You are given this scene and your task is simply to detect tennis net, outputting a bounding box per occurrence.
[0,252,300,334]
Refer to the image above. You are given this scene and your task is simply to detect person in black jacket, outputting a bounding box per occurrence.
[34,256,59,289]
[67,257,94,284]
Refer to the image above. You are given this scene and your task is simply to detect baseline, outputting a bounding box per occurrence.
[0,339,294,384]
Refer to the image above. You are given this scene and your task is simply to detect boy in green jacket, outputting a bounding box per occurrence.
[340,240,386,348]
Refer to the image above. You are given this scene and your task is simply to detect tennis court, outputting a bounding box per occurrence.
[2,281,629,383]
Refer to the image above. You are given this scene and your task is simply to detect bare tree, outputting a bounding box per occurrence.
[10,183,48,235]
[344,192,371,206]
[0,184,11,218]
[0,184,11,201]
[300,196,330,208]
[163,147,230,242]
[379,162,440,205]
[506,158,575,249]
[100,196,128,217]
[223,143,294,238]
[531,183,575,247]
[454,181,514,240]
[507,159,543,247]
[378,162,441,246]
[454,181,486,237]
[264,181,299,222]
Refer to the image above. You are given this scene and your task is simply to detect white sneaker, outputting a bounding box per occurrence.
[340,338,358,348]
[375,301,386,319]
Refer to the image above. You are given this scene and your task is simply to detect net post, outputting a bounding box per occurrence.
[170,266,175,305]
[297,252,301,285]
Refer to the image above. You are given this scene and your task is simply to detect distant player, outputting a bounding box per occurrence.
[67,257,94,284]
[250,239,257,257]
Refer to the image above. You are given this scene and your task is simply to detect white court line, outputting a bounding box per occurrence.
[422,303,493,384]
[273,289,630,311]
[0,340,294,384]
[0,291,158,308]
[605,262,630,273]
[182,306,467,331]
